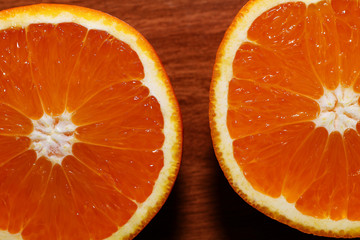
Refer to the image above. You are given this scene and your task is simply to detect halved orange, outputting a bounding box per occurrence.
[0,4,182,240]
[210,0,360,237]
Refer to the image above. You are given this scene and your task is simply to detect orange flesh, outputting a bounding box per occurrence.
[229,0,360,220]
[0,22,164,239]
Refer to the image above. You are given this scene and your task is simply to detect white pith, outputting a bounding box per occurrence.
[29,112,77,165]
[211,0,360,236]
[314,86,360,134]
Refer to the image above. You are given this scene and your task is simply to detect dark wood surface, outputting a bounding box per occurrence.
[0,0,343,239]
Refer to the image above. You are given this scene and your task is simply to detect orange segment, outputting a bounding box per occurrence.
[282,127,328,203]
[72,143,164,203]
[305,1,340,90]
[0,151,37,230]
[331,0,360,27]
[0,104,33,135]
[247,2,306,51]
[245,2,324,98]
[233,122,315,198]
[344,129,360,220]
[22,164,90,240]
[227,79,319,138]
[0,135,30,165]
[295,132,347,220]
[233,43,323,98]
[66,29,144,112]
[332,0,360,90]
[336,19,360,87]
[62,156,137,239]
[71,81,149,126]
[331,0,360,87]
[248,1,341,91]
[27,23,87,116]
[0,28,43,119]
[75,96,164,150]
[7,157,52,233]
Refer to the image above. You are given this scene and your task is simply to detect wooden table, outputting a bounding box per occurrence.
[0,0,332,239]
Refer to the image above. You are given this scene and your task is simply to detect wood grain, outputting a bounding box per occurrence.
[0,0,334,239]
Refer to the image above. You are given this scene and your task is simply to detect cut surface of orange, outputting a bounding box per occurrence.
[210,0,360,237]
[0,4,182,240]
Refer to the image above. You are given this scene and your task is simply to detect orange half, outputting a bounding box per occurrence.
[0,4,182,240]
[210,0,360,237]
